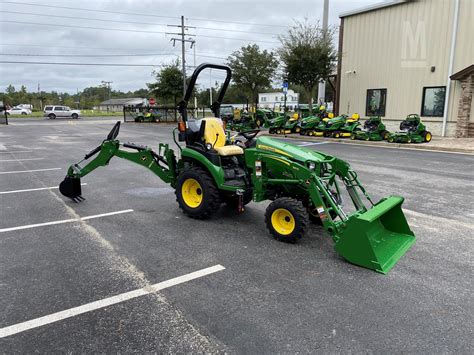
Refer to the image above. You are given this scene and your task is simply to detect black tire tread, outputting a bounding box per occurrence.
[175,166,221,219]
[265,197,309,243]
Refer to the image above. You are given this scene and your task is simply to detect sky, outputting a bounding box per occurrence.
[0,0,381,94]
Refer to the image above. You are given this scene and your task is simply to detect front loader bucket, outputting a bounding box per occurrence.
[335,196,415,274]
[59,176,84,201]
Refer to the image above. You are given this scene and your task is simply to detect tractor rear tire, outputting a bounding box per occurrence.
[265,197,308,244]
[176,167,221,219]
[424,131,432,142]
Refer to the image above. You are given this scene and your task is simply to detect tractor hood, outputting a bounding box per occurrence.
[255,136,328,163]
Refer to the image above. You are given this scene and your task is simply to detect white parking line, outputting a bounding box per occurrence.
[0,183,87,195]
[0,151,33,154]
[0,264,225,338]
[297,142,329,147]
[0,168,61,175]
[0,158,45,162]
[0,209,133,233]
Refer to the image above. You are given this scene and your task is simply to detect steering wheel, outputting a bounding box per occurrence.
[238,129,260,141]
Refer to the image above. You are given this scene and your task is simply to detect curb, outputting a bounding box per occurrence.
[260,133,474,155]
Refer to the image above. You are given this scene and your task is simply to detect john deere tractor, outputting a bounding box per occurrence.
[351,116,389,141]
[59,63,415,274]
[312,114,360,138]
[387,114,432,143]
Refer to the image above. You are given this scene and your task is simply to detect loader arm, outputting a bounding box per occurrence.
[250,146,415,274]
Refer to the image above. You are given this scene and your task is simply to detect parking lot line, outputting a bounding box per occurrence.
[0,209,133,233]
[297,142,329,147]
[0,183,87,195]
[0,264,225,338]
[0,168,61,175]
[0,158,45,162]
[0,151,33,154]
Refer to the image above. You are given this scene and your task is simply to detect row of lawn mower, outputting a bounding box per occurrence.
[273,112,432,144]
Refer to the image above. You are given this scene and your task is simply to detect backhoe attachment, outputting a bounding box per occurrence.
[59,121,177,202]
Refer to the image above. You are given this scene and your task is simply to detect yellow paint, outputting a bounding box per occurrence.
[271,208,295,235]
[181,178,203,208]
[267,156,291,166]
[257,144,292,157]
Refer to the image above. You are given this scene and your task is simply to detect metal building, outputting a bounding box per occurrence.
[336,0,473,137]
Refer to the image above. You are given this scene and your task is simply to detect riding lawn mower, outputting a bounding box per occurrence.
[387,114,432,143]
[59,63,415,274]
[351,116,389,141]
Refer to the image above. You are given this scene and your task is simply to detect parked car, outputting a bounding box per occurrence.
[43,106,81,119]
[6,107,32,115]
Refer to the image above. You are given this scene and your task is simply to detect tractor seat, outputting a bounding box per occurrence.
[202,118,244,156]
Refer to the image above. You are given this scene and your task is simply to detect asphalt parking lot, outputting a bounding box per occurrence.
[1,117,473,352]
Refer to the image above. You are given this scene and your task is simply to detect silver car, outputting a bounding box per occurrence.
[44,105,81,119]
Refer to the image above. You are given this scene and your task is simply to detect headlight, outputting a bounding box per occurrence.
[206,143,213,150]
[308,162,316,170]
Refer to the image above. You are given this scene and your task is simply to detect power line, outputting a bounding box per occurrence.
[0,53,178,57]
[0,1,179,20]
[0,20,170,35]
[0,60,164,67]
[1,1,288,29]
[0,10,282,36]
[0,20,280,44]
[0,44,229,59]
[188,17,288,29]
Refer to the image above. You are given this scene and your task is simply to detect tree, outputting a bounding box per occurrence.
[279,19,337,114]
[147,60,183,106]
[226,44,278,108]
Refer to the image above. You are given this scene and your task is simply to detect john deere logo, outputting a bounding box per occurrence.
[141,156,147,161]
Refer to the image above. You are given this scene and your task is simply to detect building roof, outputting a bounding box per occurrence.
[450,65,474,80]
[99,98,145,105]
[339,0,411,18]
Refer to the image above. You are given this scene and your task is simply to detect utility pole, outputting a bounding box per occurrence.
[317,0,329,106]
[101,81,112,100]
[209,69,213,106]
[168,16,196,97]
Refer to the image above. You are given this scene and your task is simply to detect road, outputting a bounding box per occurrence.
[1,117,472,352]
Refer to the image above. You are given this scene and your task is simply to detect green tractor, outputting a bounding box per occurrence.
[59,63,415,274]
[312,114,360,138]
[351,116,390,141]
[387,114,432,143]
[298,111,335,136]
[268,112,300,135]
[226,110,257,132]
[133,109,161,123]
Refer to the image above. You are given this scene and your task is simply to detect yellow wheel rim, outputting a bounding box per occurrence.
[271,208,295,235]
[181,178,203,208]
[426,132,432,142]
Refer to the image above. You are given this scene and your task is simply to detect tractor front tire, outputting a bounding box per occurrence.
[265,197,308,244]
[176,167,221,219]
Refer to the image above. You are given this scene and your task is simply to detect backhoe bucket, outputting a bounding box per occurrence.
[335,196,415,274]
[59,176,84,201]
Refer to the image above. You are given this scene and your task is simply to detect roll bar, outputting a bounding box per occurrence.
[177,63,232,122]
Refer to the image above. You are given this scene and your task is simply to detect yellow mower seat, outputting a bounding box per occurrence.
[202,118,244,156]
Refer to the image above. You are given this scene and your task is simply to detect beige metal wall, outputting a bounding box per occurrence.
[339,0,473,136]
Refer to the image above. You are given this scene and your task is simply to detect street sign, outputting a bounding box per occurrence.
[282,81,288,94]
[149,98,156,105]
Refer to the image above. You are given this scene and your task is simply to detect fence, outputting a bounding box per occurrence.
[123,105,213,123]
